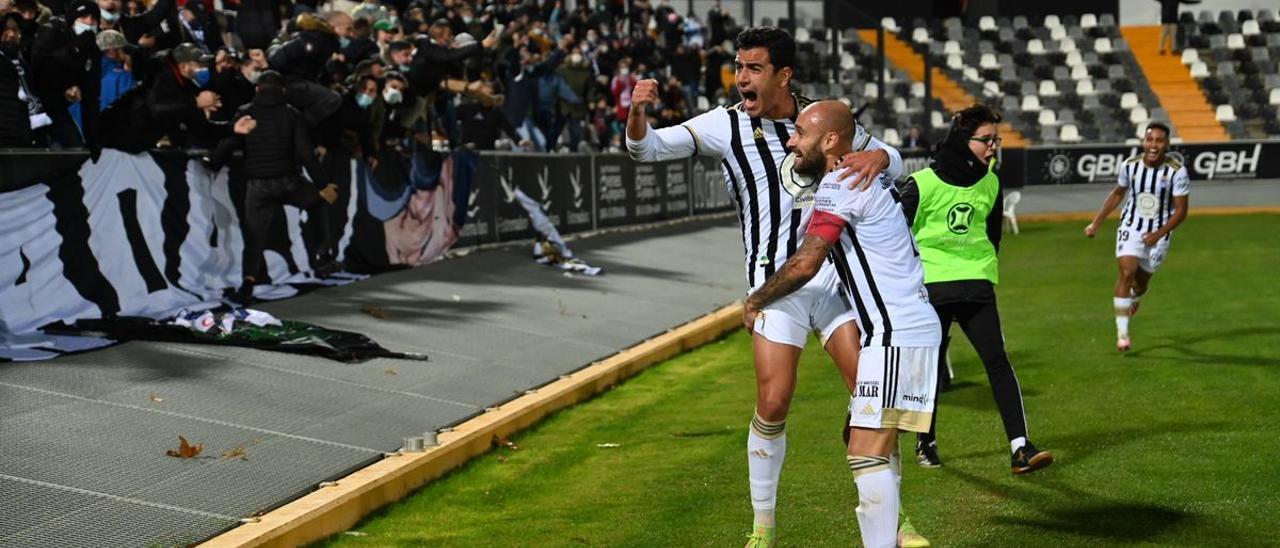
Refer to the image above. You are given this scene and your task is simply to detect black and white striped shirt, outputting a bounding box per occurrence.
[627,95,904,291]
[1117,154,1190,235]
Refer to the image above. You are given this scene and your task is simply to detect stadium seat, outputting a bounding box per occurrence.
[1003,190,1022,235]
[1059,123,1082,143]
[892,97,908,112]
[964,66,982,82]
[882,128,902,146]
[862,82,877,98]
[982,81,1001,98]
[1066,51,1084,66]
[1120,92,1140,109]
[795,28,811,42]
[1242,19,1261,36]
[1271,88,1280,105]
[1129,106,1149,124]
[980,53,999,69]
[1038,109,1059,125]
[1051,26,1068,41]
[947,54,964,69]
[1076,79,1096,96]
[1071,64,1090,80]
[912,27,930,44]
[1038,80,1061,97]
[1181,49,1199,65]
[1081,13,1098,29]
[840,54,856,70]
[1216,104,1237,122]
[1027,39,1045,55]
[881,17,899,32]
[1060,38,1077,53]
[1095,37,1113,54]
[944,40,962,55]
[1190,61,1210,78]
[1021,95,1042,111]
[931,110,947,129]
[1044,14,1061,29]
[1228,34,1246,50]
[979,16,997,31]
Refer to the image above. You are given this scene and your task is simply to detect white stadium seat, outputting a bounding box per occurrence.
[910,82,925,98]
[1227,34,1245,50]
[944,40,961,55]
[1038,80,1061,97]
[1215,104,1237,122]
[697,96,710,111]
[1180,49,1198,65]
[1038,109,1059,125]
[980,53,999,70]
[931,110,947,129]
[881,17,900,32]
[1059,124,1082,143]
[1021,95,1042,111]
[892,97,908,112]
[947,53,964,69]
[882,128,902,147]
[1071,64,1090,80]
[1270,88,1280,106]
[1027,39,1045,55]
[795,28,811,42]
[1081,13,1098,29]
[1076,79,1096,96]
[1051,26,1067,41]
[1095,37,1113,54]
[1059,38,1077,53]
[1120,92,1139,109]
[980,16,997,31]
[983,81,1001,97]
[1189,61,1210,78]
[963,66,981,82]
[1129,106,1149,125]
[1066,51,1084,66]
[1044,14,1061,29]
[912,27,930,44]
[1242,20,1260,37]
[840,54,856,70]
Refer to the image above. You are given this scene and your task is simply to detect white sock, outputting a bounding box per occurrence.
[851,462,899,548]
[1010,436,1027,453]
[748,414,786,527]
[1114,297,1132,337]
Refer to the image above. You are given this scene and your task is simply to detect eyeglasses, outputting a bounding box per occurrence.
[970,135,1002,147]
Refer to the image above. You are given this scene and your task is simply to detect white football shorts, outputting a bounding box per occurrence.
[848,345,938,433]
[1116,227,1171,273]
[751,264,857,348]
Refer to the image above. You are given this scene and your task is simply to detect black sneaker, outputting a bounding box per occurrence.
[916,440,943,468]
[1011,442,1054,475]
[224,285,255,306]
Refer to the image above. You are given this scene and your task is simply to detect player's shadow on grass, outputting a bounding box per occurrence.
[1127,326,1280,367]
[936,378,1040,411]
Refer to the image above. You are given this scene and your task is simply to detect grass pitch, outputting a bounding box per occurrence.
[320,215,1280,547]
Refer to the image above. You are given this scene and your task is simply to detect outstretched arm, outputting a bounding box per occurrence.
[1084,185,1127,237]
[742,234,834,330]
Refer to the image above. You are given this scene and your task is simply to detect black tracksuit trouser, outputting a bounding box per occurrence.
[919,295,1029,445]
[242,176,331,283]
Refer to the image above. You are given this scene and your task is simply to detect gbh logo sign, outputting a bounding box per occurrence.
[1192,144,1261,179]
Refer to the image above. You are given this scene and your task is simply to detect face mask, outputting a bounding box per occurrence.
[397,63,411,73]
[193,67,211,87]
[339,36,351,48]
[356,92,374,108]
[461,16,473,24]
[101,9,119,22]
[383,87,402,105]
[569,53,583,65]
[246,69,262,84]
[74,21,97,35]
[618,67,630,76]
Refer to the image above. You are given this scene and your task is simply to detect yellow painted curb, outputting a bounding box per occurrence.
[1016,205,1280,224]
[199,303,744,548]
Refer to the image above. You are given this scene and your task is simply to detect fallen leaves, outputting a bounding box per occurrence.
[360,305,388,319]
[165,436,203,459]
[148,393,164,403]
[491,435,519,450]
[384,368,398,375]
[222,444,247,460]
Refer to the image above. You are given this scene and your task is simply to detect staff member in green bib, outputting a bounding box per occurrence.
[899,104,1053,475]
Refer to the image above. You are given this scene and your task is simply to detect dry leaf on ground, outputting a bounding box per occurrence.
[360,305,388,319]
[384,368,397,375]
[148,393,164,403]
[491,435,519,450]
[496,455,508,464]
[222,445,247,460]
[165,436,203,459]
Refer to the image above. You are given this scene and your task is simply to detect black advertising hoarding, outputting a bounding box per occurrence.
[663,160,692,219]
[457,153,498,247]
[632,161,665,222]
[492,154,555,241]
[692,156,734,213]
[595,154,634,228]
[1022,141,1279,185]
[551,155,594,234]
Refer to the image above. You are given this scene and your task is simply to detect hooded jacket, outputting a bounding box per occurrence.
[209,85,329,187]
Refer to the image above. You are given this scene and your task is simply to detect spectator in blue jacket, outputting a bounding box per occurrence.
[95,29,134,110]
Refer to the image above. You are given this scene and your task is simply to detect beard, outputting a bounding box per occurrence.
[792,146,825,178]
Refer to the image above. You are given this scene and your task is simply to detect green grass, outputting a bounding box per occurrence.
[319,215,1280,547]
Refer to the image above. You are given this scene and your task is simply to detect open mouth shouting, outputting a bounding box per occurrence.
[741,89,759,113]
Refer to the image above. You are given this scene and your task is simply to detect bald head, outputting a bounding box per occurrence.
[800,100,855,144]
[787,100,856,177]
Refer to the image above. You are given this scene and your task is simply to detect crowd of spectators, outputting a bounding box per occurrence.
[0,0,750,159]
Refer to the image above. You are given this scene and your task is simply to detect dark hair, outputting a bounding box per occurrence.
[733,26,795,71]
[256,69,285,89]
[1145,122,1171,137]
[387,40,412,54]
[951,103,1002,139]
